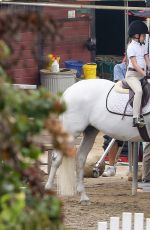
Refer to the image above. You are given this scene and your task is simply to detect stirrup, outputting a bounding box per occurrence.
[133,117,146,128]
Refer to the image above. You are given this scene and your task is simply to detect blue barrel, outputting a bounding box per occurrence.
[64,60,84,77]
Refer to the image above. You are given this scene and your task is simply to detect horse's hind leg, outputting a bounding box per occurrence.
[45,150,62,190]
[76,126,99,205]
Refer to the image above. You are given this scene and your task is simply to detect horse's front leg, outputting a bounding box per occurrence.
[45,150,63,190]
[76,127,99,205]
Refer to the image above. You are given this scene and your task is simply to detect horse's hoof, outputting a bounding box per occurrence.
[45,183,52,191]
[93,169,100,178]
[80,200,91,205]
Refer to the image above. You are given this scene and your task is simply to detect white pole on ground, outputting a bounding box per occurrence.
[122,212,132,230]
[134,213,144,230]
[95,138,116,167]
[98,222,107,230]
[146,218,150,230]
[110,217,119,230]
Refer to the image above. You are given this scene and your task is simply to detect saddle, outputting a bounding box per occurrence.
[122,77,150,141]
[122,76,150,111]
[106,78,150,141]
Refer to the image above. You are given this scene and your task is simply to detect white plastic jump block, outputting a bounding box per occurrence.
[97,212,150,230]
[98,222,107,230]
[122,212,132,230]
[146,218,150,230]
[134,213,144,230]
[110,217,119,230]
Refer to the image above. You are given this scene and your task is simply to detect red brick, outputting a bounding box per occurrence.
[7,6,91,84]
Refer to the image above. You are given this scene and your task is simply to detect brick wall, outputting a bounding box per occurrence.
[9,6,91,85]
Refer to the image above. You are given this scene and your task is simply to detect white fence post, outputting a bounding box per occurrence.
[146,218,150,230]
[98,222,107,230]
[134,213,144,230]
[110,217,119,230]
[122,212,132,230]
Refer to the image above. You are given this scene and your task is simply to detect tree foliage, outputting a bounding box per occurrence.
[0,3,74,229]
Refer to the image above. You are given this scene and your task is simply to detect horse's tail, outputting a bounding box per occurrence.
[57,155,76,196]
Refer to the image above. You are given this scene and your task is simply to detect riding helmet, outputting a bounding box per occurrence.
[128,20,149,37]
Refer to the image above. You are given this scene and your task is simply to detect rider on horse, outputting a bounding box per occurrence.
[125,20,150,127]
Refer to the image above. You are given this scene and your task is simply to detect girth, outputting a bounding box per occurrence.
[137,125,150,142]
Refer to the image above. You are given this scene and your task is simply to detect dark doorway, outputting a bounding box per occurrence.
[95,1,146,56]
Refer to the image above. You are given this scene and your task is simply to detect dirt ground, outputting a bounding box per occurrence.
[62,133,150,230]
[63,172,150,230]
[41,132,150,230]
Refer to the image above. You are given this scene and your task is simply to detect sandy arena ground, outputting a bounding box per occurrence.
[40,132,150,230]
[63,167,150,230]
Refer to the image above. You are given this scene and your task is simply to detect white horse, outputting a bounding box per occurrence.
[45,79,150,204]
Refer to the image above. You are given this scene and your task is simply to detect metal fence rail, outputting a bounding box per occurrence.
[0,1,149,11]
